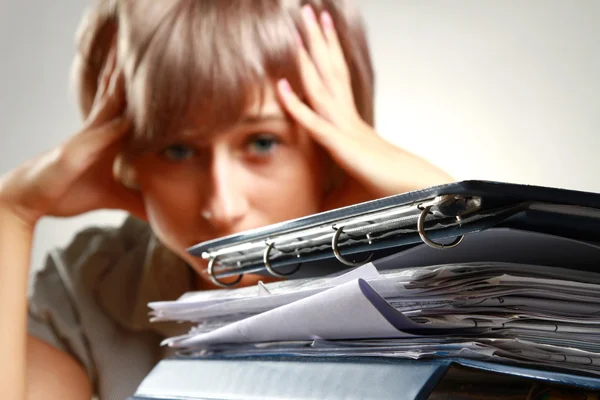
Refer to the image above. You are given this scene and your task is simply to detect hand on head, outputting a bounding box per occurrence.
[277,5,452,211]
[0,44,145,226]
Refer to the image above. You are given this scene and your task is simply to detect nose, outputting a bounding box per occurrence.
[202,148,249,230]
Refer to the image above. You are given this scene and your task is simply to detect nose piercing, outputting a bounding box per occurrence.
[201,210,213,220]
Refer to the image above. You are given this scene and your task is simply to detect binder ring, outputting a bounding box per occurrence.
[332,226,374,266]
[417,206,464,250]
[207,256,243,288]
[263,242,302,278]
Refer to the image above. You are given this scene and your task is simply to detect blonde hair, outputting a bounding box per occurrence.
[72,0,374,152]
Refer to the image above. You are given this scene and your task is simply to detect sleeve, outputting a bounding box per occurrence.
[27,234,102,383]
[26,219,145,385]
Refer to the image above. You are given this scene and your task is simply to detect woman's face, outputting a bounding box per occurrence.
[133,84,327,278]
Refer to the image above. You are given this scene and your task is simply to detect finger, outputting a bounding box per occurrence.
[296,41,338,123]
[93,45,117,106]
[301,5,334,85]
[62,117,131,173]
[24,118,129,209]
[277,79,338,149]
[319,11,353,103]
[108,64,125,98]
[85,75,126,129]
[94,66,126,124]
[73,117,131,160]
[87,50,125,128]
[296,45,355,128]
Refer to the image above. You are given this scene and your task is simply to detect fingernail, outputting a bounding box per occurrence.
[320,11,334,31]
[278,79,292,94]
[302,5,316,24]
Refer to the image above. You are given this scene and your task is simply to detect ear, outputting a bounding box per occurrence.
[113,153,140,191]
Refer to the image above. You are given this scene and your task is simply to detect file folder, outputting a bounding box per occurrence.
[187,180,600,287]
[130,356,600,400]
[132,181,600,399]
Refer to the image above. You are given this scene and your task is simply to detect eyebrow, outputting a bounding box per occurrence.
[238,112,289,125]
[173,112,290,143]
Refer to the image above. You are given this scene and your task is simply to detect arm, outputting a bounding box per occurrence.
[277,6,454,208]
[0,209,32,400]
[0,43,142,399]
[26,336,92,399]
[0,209,91,400]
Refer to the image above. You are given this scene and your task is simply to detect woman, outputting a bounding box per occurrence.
[0,0,452,399]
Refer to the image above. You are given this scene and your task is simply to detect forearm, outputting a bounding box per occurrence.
[0,208,35,400]
[351,138,455,199]
[392,146,454,193]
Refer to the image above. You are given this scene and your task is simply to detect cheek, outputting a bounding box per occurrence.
[137,171,203,250]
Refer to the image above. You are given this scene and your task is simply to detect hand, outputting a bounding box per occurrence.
[0,46,145,226]
[277,5,453,209]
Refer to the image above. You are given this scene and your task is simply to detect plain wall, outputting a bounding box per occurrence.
[1,0,599,269]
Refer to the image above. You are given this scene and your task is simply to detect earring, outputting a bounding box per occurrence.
[201,210,213,220]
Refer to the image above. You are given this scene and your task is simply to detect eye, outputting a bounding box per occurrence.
[160,144,196,162]
[246,134,281,156]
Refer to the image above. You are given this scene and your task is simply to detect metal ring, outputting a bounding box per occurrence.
[332,226,373,267]
[263,242,302,278]
[417,206,464,250]
[207,256,244,288]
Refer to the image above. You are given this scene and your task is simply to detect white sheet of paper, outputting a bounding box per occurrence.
[150,263,381,321]
[165,279,424,348]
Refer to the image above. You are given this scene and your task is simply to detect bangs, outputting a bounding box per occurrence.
[119,0,306,152]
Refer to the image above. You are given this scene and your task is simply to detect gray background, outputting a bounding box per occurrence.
[1,0,599,269]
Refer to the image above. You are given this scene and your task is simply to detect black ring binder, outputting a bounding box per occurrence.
[263,242,302,277]
[194,181,600,286]
[417,205,464,250]
[331,226,374,266]
[208,256,243,288]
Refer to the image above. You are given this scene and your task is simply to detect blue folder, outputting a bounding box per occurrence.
[130,356,600,399]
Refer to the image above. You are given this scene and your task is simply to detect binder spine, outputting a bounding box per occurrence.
[203,194,483,288]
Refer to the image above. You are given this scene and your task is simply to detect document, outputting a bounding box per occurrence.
[163,279,425,348]
[153,261,600,375]
[150,263,381,323]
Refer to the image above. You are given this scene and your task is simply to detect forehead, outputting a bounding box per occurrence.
[123,0,304,150]
[174,82,285,141]
[244,82,284,117]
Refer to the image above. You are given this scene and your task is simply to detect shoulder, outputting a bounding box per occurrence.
[28,215,153,317]
[27,216,153,383]
[29,214,160,316]
[30,215,192,332]
[56,216,152,267]
[27,216,169,398]
[29,216,152,301]
[30,214,192,333]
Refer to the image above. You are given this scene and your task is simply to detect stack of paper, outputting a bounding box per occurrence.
[149,261,600,376]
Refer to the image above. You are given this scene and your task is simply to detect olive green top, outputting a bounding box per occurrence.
[27,217,194,400]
